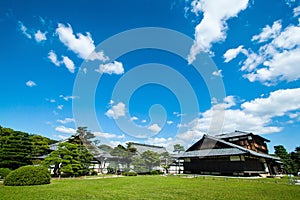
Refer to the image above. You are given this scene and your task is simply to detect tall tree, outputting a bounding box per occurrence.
[173,144,185,154]
[30,135,51,157]
[131,156,147,173]
[274,145,297,174]
[141,150,160,171]
[43,142,93,176]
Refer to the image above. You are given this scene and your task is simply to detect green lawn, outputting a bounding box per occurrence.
[0,176,299,200]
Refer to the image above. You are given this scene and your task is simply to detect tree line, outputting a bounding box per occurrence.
[2,125,298,176]
[274,145,300,174]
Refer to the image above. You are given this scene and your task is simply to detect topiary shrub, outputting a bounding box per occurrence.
[4,165,50,186]
[0,168,12,179]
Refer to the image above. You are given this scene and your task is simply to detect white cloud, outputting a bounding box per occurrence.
[48,51,61,66]
[181,88,300,137]
[212,69,222,77]
[173,112,186,117]
[145,137,173,147]
[188,0,249,63]
[147,123,162,133]
[62,56,75,73]
[141,119,147,123]
[18,21,31,39]
[105,102,126,119]
[94,132,125,139]
[251,20,282,43]
[34,30,47,42]
[50,99,56,103]
[59,95,78,101]
[55,125,76,134]
[55,135,69,140]
[294,6,300,17]
[223,45,245,63]
[95,61,124,75]
[25,80,36,87]
[57,118,75,124]
[232,19,300,85]
[241,88,300,118]
[57,105,63,110]
[56,23,109,61]
[130,116,138,121]
[167,120,174,125]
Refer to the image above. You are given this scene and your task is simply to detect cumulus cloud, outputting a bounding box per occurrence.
[34,30,47,42]
[223,45,245,63]
[145,137,173,147]
[147,123,162,133]
[62,56,75,73]
[188,0,249,63]
[105,102,126,119]
[18,21,31,39]
[95,61,124,75]
[227,19,300,85]
[48,51,61,66]
[294,6,300,17]
[55,125,76,134]
[56,23,109,61]
[180,88,300,137]
[94,131,125,139]
[251,20,282,43]
[25,80,36,87]
[57,118,75,124]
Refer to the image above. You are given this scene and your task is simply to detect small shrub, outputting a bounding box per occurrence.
[0,168,12,179]
[122,172,137,176]
[150,170,159,175]
[91,171,98,176]
[4,165,50,186]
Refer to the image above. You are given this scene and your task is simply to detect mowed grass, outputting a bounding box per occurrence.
[0,176,299,200]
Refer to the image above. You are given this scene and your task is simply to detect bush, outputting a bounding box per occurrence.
[91,171,98,176]
[4,165,50,186]
[150,170,163,175]
[0,168,12,179]
[122,172,137,176]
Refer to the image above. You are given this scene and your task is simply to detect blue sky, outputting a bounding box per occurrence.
[0,0,300,153]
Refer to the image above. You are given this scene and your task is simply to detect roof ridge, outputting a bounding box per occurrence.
[204,134,279,160]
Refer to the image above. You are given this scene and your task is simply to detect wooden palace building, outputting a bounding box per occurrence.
[180,131,281,176]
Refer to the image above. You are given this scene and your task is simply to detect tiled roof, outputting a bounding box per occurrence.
[215,130,250,139]
[131,142,167,155]
[180,135,280,160]
[215,130,270,142]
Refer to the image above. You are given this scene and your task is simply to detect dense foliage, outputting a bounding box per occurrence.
[274,145,300,174]
[42,141,94,177]
[0,126,55,170]
[4,165,50,186]
[0,168,12,179]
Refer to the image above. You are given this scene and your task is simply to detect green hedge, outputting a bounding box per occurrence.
[0,168,12,179]
[4,165,50,186]
[122,172,137,176]
[150,170,163,175]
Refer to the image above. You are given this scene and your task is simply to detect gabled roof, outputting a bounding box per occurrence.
[215,130,270,142]
[130,142,167,155]
[181,135,279,160]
